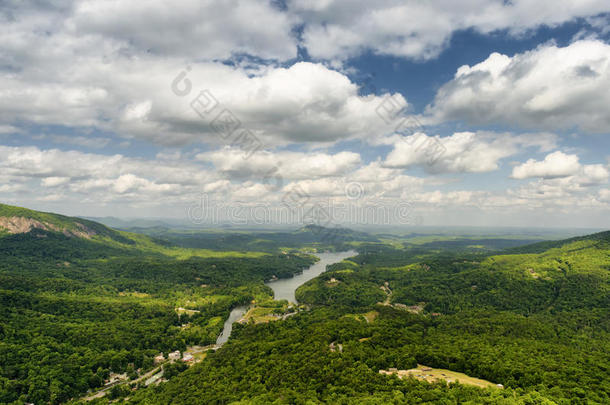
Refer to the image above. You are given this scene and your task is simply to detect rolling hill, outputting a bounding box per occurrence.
[124,229,610,405]
[0,203,316,404]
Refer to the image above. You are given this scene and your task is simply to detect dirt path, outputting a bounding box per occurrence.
[380,281,392,305]
[82,366,162,401]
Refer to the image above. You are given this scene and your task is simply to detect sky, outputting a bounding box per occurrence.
[1,0,610,228]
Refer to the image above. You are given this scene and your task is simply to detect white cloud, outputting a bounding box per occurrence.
[1,143,606,224]
[507,168,608,208]
[4,1,608,150]
[511,151,581,179]
[0,145,213,201]
[290,1,610,60]
[383,131,557,174]
[0,50,401,146]
[511,151,609,187]
[599,188,610,202]
[156,62,401,145]
[41,177,71,187]
[579,164,610,186]
[1,2,609,225]
[0,125,21,134]
[51,135,111,149]
[428,40,610,133]
[7,0,605,65]
[8,0,297,62]
[198,148,361,180]
[0,2,402,147]
[412,190,483,206]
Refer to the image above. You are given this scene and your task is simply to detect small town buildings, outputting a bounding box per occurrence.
[145,371,164,387]
[154,353,165,364]
[168,350,181,361]
[104,373,127,386]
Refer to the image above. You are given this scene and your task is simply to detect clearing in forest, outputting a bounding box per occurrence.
[380,365,502,389]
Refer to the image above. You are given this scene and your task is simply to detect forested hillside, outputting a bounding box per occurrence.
[121,231,610,405]
[0,204,316,404]
[124,224,379,253]
[2,203,608,404]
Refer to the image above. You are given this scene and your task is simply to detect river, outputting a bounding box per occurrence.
[215,250,356,346]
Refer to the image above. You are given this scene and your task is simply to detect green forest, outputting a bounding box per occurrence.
[119,231,610,405]
[0,204,316,404]
[0,203,608,404]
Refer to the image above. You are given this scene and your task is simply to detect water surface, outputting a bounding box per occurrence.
[215,305,248,345]
[266,250,356,303]
[215,250,355,346]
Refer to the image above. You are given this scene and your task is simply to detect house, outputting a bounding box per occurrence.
[168,350,181,361]
[154,353,165,364]
[104,373,127,386]
[182,353,194,362]
[329,341,343,353]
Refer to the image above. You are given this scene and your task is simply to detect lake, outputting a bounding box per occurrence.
[266,250,356,303]
[216,250,356,346]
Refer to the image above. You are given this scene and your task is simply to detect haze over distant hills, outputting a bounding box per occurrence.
[2,1,610,403]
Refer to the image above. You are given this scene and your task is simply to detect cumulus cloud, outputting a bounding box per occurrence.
[290,1,610,60]
[5,0,607,66]
[0,1,410,147]
[0,145,214,202]
[1,1,609,224]
[3,1,609,149]
[383,132,557,174]
[428,40,610,133]
[181,62,398,145]
[0,145,420,208]
[347,161,426,197]
[511,151,609,187]
[72,0,297,60]
[507,161,608,212]
[1,49,401,146]
[2,0,296,63]
[599,188,610,202]
[579,164,610,186]
[198,148,361,180]
[41,177,71,188]
[511,151,581,179]
[412,190,484,206]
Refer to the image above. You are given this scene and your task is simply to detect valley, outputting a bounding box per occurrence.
[4,3,610,404]
[0,203,608,404]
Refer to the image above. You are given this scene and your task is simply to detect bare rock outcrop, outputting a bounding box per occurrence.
[0,216,96,239]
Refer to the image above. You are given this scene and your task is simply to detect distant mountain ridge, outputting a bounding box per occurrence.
[504,230,610,254]
[84,216,178,230]
[296,224,379,242]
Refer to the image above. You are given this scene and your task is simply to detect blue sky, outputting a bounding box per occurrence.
[0,1,609,228]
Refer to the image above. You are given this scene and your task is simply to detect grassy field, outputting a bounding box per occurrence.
[380,364,501,389]
[241,300,294,324]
